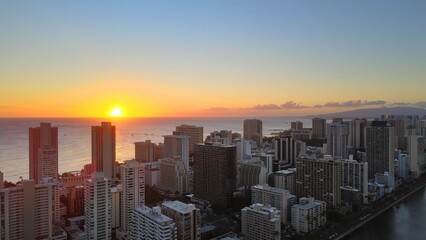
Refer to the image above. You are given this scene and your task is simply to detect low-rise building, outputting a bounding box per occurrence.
[241,204,281,240]
[291,197,326,233]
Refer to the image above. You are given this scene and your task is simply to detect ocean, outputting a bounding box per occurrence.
[0,117,312,182]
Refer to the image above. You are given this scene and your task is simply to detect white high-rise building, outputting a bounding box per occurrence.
[161,201,201,240]
[251,184,290,224]
[241,203,281,240]
[159,157,189,194]
[119,160,145,239]
[238,160,268,187]
[0,178,65,240]
[416,120,426,137]
[338,159,369,204]
[291,197,326,233]
[234,138,252,161]
[407,126,426,178]
[84,172,112,240]
[272,169,296,195]
[130,205,177,240]
[164,134,190,172]
[326,122,349,159]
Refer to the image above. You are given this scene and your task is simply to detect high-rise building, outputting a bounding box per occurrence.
[365,121,395,178]
[134,140,154,163]
[252,153,274,174]
[274,136,303,168]
[164,134,190,172]
[416,119,426,137]
[312,118,326,139]
[161,201,201,240]
[251,184,290,224]
[91,122,116,179]
[238,160,268,187]
[84,172,112,240]
[295,158,342,208]
[130,205,177,240]
[119,160,145,239]
[338,159,369,204]
[349,118,367,150]
[111,186,121,229]
[193,143,237,209]
[241,204,281,240]
[291,121,303,131]
[175,125,203,155]
[0,171,3,188]
[145,162,160,187]
[391,118,408,150]
[134,140,164,162]
[159,157,189,194]
[0,178,65,240]
[272,169,296,195]
[407,126,426,178]
[206,130,233,145]
[326,122,349,159]
[29,123,58,182]
[291,197,326,233]
[234,138,252,161]
[243,119,263,147]
[67,186,85,217]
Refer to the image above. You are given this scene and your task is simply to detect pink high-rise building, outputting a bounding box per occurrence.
[91,122,116,179]
[29,123,58,182]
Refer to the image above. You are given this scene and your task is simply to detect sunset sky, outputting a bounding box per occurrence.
[1,0,425,118]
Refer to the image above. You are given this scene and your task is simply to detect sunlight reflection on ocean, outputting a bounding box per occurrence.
[0,117,312,182]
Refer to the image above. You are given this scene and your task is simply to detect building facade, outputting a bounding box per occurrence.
[91,122,116,179]
[84,172,112,240]
[161,201,201,240]
[241,204,281,240]
[29,123,58,182]
[193,144,237,209]
[175,125,203,155]
[365,121,395,178]
[312,118,326,139]
[295,158,342,208]
[0,178,64,240]
[130,205,177,240]
[291,197,326,233]
[119,160,145,239]
[243,119,263,148]
[251,184,290,224]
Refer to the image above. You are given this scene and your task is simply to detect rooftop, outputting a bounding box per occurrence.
[162,200,197,214]
[134,205,174,225]
[252,184,289,194]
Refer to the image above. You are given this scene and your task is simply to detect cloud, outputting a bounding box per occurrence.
[364,100,386,105]
[323,100,386,108]
[205,107,229,111]
[204,99,394,112]
[280,101,310,109]
[251,104,282,110]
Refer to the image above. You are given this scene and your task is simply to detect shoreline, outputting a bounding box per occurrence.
[336,182,426,240]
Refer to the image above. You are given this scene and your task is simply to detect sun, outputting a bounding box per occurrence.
[109,107,123,117]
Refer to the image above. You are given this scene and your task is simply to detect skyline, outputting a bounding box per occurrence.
[1,0,425,118]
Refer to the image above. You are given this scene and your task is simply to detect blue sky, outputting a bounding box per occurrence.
[0,0,425,117]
